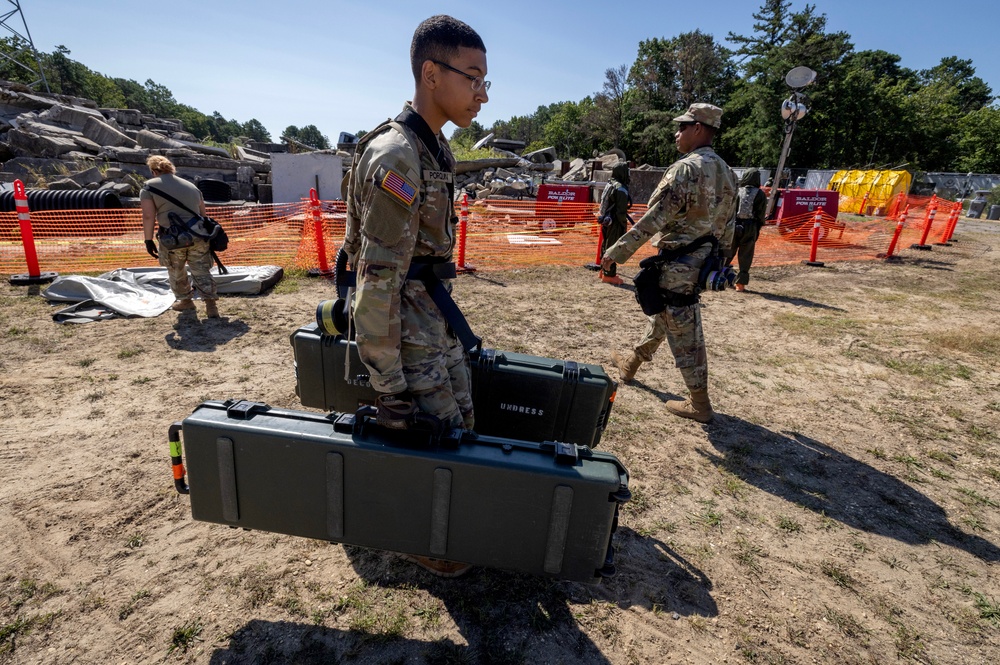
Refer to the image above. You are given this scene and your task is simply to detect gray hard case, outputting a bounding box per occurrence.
[178,400,630,584]
[290,322,617,446]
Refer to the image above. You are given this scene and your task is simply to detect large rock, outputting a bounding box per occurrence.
[48,178,83,190]
[163,149,236,170]
[83,116,138,148]
[137,129,186,150]
[37,103,105,130]
[71,135,103,154]
[6,128,76,157]
[145,119,183,133]
[98,145,151,164]
[236,165,255,200]
[17,117,84,139]
[101,108,143,127]
[61,151,95,162]
[70,166,103,187]
[177,140,232,159]
[0,156,81,177]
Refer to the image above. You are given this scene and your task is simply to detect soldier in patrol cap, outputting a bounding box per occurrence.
[342,16,488,576]
[602,103,737,423]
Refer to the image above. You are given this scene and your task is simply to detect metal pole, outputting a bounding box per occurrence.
[765,122,796,219]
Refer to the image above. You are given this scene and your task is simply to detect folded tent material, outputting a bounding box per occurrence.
[42,265,283,323]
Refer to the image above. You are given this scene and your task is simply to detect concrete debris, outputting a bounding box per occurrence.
[0,78,646,206]
[136,129,187,150]
[48,178,83,191]
[82,116,138,148]
[0,80,273,204]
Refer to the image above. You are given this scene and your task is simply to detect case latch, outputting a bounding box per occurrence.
[225,400,270,420]
[552,440,579,464]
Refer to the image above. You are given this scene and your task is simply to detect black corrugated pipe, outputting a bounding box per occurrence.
[0,188,124,212]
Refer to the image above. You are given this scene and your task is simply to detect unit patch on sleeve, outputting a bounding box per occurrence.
[379,169,418,206]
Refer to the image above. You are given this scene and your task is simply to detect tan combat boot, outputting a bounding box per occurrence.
[610,350,643,383]
[665,388,714,423]
[172,298,195,311]
[204,299,220,319]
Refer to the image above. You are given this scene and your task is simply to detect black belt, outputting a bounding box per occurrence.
[340,259,480,354]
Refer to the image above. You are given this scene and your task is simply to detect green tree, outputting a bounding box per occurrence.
[542,98,598,158]
[284,124,330,150]
[627,31,735,165]
[112,77,152,111]
[592,64,631,150]
[722,0,852,167]
[956,106,1000,173]
[241,118,271,142]
[450,120,486,150]
[812,50,916,168]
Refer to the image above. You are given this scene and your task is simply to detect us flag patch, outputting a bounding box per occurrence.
[380,170,418,206]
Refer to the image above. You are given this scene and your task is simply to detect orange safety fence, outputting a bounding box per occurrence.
[0,199,971,277]
[886,193,961,221]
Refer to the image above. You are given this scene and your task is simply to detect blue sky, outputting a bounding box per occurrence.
[26,0,1000,141]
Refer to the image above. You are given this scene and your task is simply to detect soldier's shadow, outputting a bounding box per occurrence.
[753,291,845,310]
[165,311,249,352]
[700,414,1000,562]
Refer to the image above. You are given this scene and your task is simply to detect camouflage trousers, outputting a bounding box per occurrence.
[399,284,474,430]
[633,302,707,391]
[160,239,216,300]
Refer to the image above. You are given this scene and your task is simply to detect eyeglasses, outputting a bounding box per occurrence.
[431,60,491,92]
[677,122,699,131]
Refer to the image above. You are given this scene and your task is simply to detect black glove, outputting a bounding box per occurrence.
[145,239,158,259]
[375,391,417,430]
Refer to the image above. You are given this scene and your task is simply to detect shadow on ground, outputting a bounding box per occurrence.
[208,528,718,664]
[165,311,249,351]
[699,414,1000,562]
[752,291,846,310]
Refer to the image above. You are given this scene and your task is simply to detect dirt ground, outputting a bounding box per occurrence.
[2,220,999,665]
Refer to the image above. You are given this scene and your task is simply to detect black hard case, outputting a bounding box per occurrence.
[180,400,629,584]
[290,323,617,447]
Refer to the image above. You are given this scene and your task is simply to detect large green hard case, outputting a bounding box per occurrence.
[178,400,630,584]
[290,322,617,447]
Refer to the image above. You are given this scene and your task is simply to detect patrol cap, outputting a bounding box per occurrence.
[672,103,723,129]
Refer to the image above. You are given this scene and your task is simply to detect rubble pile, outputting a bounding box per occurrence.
[0,75,660,208]
[0,80,271,203]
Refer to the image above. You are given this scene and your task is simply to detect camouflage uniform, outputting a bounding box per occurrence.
[604,145,737,391]
[344,104,473,429]
[162,240,216,299]
[598,162,632,278]
[140,174,216,301]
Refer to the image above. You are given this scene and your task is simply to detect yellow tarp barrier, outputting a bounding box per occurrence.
[828,170,912,214]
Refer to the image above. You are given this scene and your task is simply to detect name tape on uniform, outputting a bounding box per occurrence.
[424,170,453,184]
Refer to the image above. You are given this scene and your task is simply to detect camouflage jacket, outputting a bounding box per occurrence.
[343,104,457,392]
[604,146,737,292]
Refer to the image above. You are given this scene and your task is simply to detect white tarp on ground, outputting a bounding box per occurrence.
[42,265,283,323]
